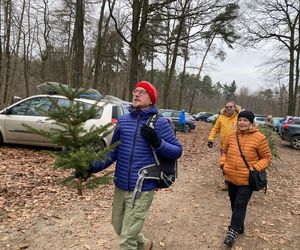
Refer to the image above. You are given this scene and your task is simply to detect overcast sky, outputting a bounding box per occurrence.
[203,47,267,93]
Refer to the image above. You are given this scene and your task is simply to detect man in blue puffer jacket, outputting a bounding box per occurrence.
[91,81,182,250]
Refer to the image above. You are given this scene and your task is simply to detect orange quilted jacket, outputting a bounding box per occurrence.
[220,127,271,186]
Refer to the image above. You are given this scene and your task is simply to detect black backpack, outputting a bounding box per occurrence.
[146,114,178,188]
[130,115,178,207]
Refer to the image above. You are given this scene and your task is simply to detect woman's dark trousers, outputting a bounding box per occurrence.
[227,182,253,232]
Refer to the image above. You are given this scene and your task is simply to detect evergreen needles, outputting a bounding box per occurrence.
[23,83,117,195]
[258,124,280,161]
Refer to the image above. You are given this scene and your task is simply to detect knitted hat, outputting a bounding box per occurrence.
[238,110,255,123]
[134,81,158,105]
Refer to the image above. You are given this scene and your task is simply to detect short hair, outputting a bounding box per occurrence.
[225,101,236,108]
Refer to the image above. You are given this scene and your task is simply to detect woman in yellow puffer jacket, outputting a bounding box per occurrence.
[220,110,271,247]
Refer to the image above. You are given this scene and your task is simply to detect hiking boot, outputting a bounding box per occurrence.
[145,239,153,250]
[224,228,238,247]
[220,181,228,191]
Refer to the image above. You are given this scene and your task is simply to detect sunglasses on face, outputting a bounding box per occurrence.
[226,106,234,108]
[132,89,148,96]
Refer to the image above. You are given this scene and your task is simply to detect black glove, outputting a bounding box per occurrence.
[75,166,92,180]
[141,125,161,148]
[207,141,213,148]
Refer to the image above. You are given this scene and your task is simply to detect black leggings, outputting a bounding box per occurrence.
[227,182,253,232]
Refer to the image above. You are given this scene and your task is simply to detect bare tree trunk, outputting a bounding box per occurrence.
[163,0,189,108]
[189,33,216,111]
[150,47,154,84]
[23,39,30,97]
[93,0,107,90]
[295,48,300,115]
[188,89,196,113]
[23,0,33,97]
[9,0,26,97]
[177,54,187,110]
[40,0,51,82]
[70,0,85,88]
[288,45,295,115]
[128,0,149,99]
[295,13,300,116]
[162,16,171,102]
[3,0,12,104]
[178,24,191,110]
[0,2,4,101]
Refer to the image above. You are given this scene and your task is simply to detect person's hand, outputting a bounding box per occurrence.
[207,141,213,148]
[75,166,92,180]
[141,125,161,148]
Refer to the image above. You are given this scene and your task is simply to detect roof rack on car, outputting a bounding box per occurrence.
[37,82,103,101]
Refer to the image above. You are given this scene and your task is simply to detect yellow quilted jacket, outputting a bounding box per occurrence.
[208,108,240,150]
[219,127,271,186]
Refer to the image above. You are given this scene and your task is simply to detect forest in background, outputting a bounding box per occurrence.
[0,0,299,116]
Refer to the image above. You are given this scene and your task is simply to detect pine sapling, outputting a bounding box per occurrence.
[23,83,118,195]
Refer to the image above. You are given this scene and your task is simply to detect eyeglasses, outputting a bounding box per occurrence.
[132,89,148,96]
[225,106,234,108]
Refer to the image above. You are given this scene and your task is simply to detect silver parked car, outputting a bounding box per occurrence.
[254,116,267,125]
[0,94,128,147]
[207,113,219,123]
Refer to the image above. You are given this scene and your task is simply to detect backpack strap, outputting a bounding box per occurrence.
[146,114,160,166]
[146,113,160,129]
[130,114,161,208]
[130,164,160,208]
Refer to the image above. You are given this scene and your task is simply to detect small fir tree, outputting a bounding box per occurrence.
[258,124,280,161]
[23,83,117,195]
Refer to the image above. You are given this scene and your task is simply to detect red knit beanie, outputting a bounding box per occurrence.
[134,81,158,105]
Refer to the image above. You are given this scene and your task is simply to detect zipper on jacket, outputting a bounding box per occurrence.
[128,112,141,191]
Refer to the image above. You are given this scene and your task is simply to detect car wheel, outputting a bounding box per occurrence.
[185,124,191,132]
[291,136,300,150]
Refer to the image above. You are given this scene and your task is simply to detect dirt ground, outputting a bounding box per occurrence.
[0,122,299,250]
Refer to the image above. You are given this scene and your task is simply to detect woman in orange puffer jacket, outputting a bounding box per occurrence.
[220,110,271,247]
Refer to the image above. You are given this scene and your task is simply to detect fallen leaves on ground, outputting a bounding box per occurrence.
[0,123,299,249]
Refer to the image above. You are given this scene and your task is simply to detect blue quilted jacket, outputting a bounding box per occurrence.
[91,105,183,191]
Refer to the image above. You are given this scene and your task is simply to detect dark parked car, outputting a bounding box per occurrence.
[159,109,196,132]
[280,118,300,149]
[193,112,215,122]
[279,116,300,136]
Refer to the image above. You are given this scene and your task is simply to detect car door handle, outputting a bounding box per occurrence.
[36,120,45,124]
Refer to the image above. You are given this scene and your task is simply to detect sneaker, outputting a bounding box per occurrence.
[224,228,238,247]
[145,239,153,250]
[224,234,235,247]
